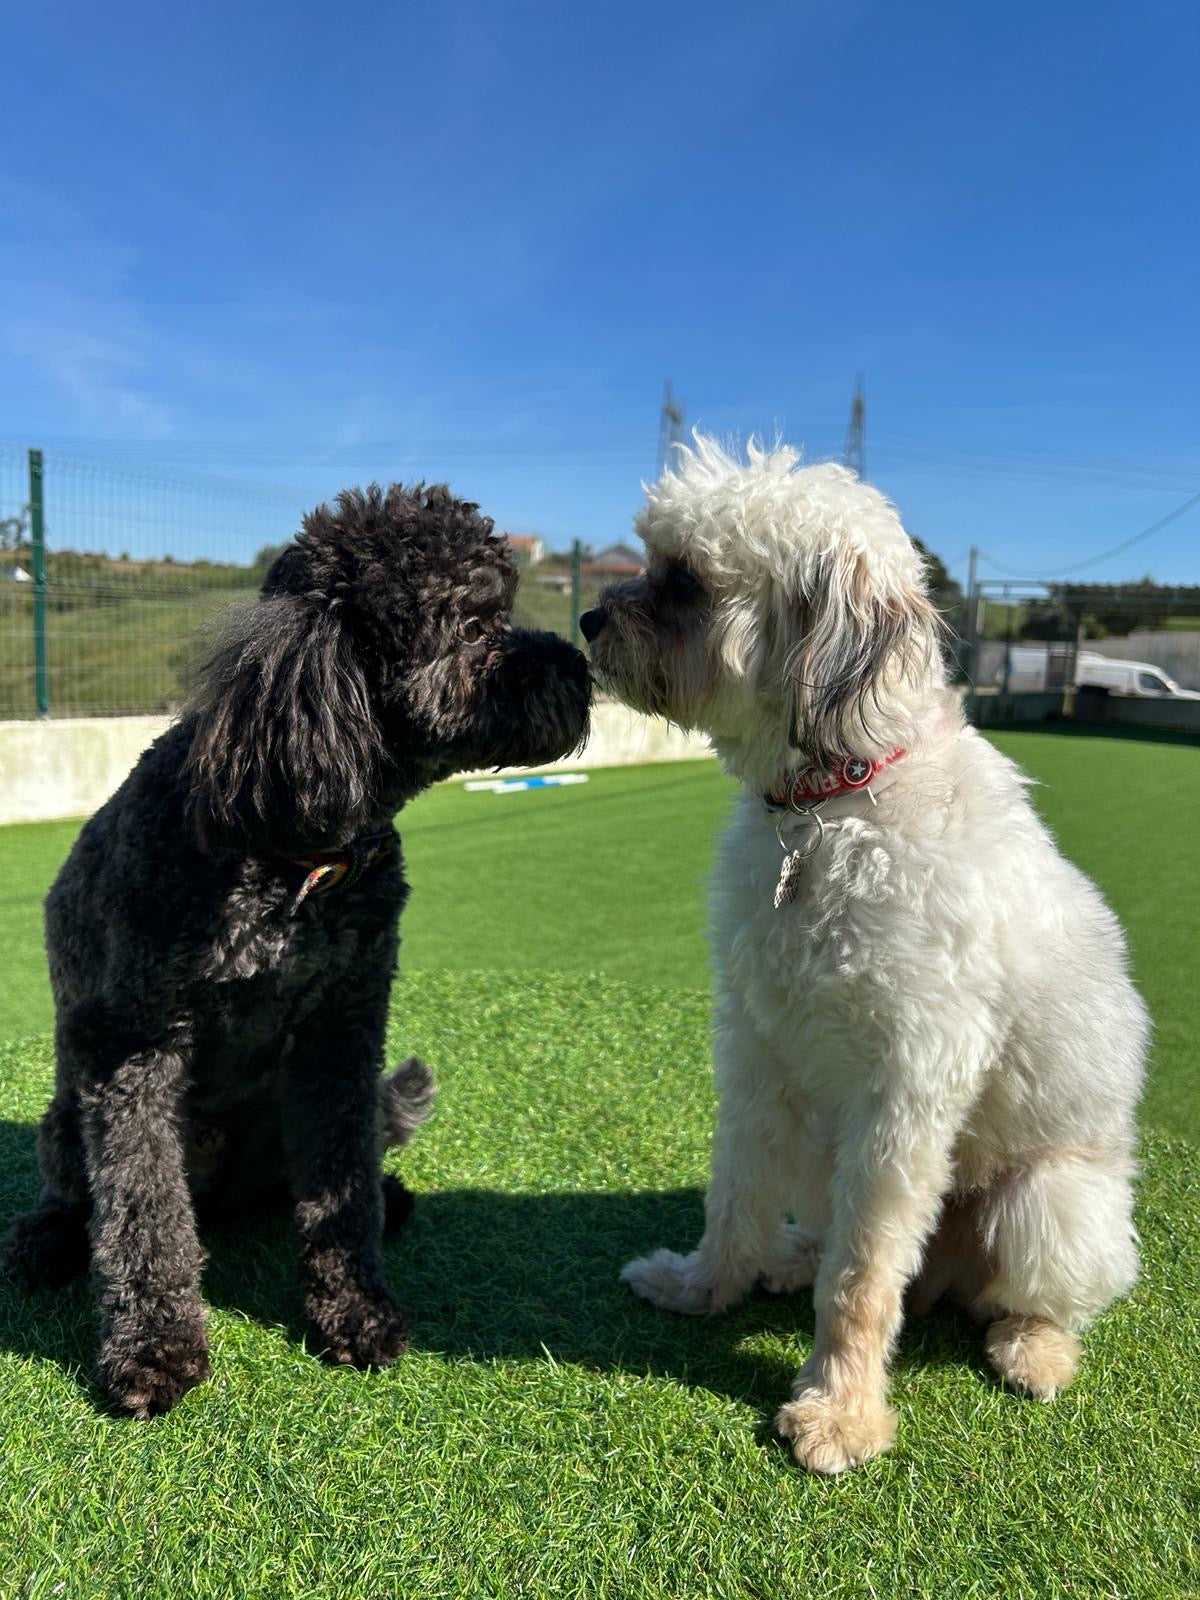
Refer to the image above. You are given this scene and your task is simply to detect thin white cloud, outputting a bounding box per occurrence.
[0,178,173,437]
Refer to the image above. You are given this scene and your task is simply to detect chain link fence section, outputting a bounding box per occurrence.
[512,563,601,641]
[0,444,38,716]
[0,448,600,719]
[0,449,312,719]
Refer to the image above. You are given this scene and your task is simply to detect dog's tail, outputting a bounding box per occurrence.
[378,1056,436,1149]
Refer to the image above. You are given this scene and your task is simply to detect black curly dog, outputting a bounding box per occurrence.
[2,483,590,1416]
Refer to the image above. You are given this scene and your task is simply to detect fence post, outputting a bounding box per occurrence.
[963,545,979,687]
[29,448,48,718]
[569,539,583,645]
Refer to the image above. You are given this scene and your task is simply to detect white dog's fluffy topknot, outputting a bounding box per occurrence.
[636,432,928,604]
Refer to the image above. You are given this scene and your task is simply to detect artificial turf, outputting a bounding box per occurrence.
[0,730,1196,1598]
[2,730,1195,1134]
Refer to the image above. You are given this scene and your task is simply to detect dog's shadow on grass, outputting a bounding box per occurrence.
[383,1188,989,1410]
[0,1119,985,1417]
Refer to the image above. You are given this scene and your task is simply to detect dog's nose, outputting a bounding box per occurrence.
[579,607,606,644]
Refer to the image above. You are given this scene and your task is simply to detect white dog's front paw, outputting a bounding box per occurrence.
[775,1390,897,1475]
[620,1249,722,1315]
[760,1225,822,1295]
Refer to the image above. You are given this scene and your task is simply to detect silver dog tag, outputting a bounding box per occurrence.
[774,849,807,908]
[772,802,825,909]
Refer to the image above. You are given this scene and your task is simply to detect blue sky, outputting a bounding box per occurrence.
[1,0,1197,583]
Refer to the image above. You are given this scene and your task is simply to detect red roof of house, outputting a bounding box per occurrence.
[584,542,644,576]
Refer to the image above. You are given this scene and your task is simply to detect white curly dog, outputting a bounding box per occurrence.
[580,436,1146,1475]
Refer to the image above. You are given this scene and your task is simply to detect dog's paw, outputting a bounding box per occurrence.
[775,1390,897,1475]
[308,1286,409,1369]
[98,1313,212,1419]
[620,1249,733,1315]
[381,1173,416,1236]
[760,1225,822,1295]
[985,1314,1079,1401]
[1,1202,91,1291]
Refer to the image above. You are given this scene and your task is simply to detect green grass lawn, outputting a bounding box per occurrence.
[0,735,1197,1597]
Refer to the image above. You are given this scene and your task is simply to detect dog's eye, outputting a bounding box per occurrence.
[461,618,487,645]
[671,564,704,600]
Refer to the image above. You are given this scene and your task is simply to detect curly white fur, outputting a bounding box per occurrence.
[594,436,1146,1474]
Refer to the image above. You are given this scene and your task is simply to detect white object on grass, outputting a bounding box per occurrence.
[463,773,590,794]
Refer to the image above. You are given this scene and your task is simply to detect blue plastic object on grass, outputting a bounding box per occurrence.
[463,774,590,794]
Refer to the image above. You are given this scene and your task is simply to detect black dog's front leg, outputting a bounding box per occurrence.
[284,988,408,1368]
[2,1084,92,1289]
[79,1045,210,1417]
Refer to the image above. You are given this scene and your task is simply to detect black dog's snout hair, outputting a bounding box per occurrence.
[579,607,606,644]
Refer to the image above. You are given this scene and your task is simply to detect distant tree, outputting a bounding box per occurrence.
[1051,577,1164,637]
[1051,578,1200,637]
[1019,603,1068,641]
[1016,579,1200,641]
[1,506,28,554]
[254,541,290,572]
[911,537,963,612]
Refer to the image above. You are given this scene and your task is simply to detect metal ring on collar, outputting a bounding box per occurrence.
[787,790,828,819]
[776,806,826,862]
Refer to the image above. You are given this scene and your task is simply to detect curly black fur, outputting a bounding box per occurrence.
[2,483,591,1416]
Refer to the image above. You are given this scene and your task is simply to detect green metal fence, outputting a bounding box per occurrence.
[0,447,597,720]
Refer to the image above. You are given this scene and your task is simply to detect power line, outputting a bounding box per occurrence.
[9,430,1197,491]
[978,489,1200,580]
[871,435,1199,488]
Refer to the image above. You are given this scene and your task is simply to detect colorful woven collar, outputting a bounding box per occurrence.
[284,831,391,909]
[764,749,906,813]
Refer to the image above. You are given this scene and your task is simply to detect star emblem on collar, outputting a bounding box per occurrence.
[841,756,872,786]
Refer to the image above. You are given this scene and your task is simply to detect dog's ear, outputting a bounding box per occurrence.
[184,595,383,855]
[784,544,943,766]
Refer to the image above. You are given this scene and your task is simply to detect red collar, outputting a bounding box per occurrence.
[765,749,906,811]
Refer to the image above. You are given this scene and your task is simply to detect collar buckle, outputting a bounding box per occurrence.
[284,831,390,912]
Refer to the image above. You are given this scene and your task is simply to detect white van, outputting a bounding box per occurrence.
[1075,652,1200,700]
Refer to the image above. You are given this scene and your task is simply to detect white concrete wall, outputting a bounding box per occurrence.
[0,703,713,826]
[510,700,712,775]
[0,715,173,825]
